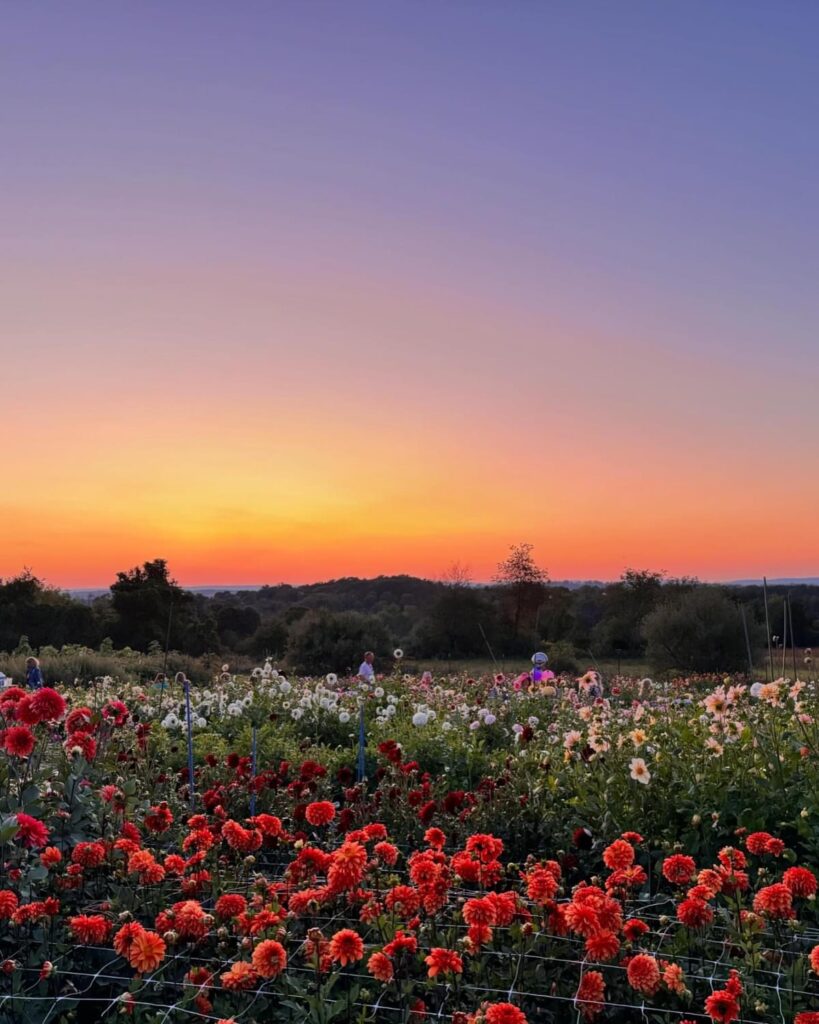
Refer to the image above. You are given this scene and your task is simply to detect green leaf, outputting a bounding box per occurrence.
[0,816,18,845]
[21,784,40,809]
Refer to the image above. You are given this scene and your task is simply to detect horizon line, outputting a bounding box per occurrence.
[60,574,819,592]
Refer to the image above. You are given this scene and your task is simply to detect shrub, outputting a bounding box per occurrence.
[286,610,392,675]
[643,588,762,673]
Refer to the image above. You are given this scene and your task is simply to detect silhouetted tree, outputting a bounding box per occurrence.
[215,605,262,648]
[110,559,191,651]
[492,543,548,637]
[441,561,473,587]
[286,610,391,675]
[412,586,498,659]
[643,588,762,673]
[246,617,289,659]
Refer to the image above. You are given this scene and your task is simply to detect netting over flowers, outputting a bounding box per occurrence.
[1,670,819,1023]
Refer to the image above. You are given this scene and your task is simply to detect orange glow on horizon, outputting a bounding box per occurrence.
[4,268,819,589]
[3,3,819,592]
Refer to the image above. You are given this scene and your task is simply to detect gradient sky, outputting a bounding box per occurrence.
[2,2,818,587]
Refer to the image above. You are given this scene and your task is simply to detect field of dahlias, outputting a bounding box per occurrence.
[2,662,819,1024]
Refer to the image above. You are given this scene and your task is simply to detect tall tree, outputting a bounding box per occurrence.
[110,559,191,651]
[441,561,473,587]
[492,543,548,637]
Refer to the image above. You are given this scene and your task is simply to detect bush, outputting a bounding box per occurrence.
[244,617,288,658]
[543,639,579,674]
[0,645,213,686]
[643,588,762,673]
[286,610,392,675]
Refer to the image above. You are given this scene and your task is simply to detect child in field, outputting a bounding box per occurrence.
[25,657,43,689]
[529,652,556,694]
[531,651,548,685]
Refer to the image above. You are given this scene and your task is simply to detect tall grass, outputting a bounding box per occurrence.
[0,646,235,686]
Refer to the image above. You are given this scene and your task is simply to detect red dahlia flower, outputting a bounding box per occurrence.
[783,866,817,898]
[424,827,446,849]
[704,989,740,1023]
[65,706,94,733]
[71,842,106,868]
[305,801,335,827]
[114,922,145,957]
[602,839,634,871]
[220,961,258,990]
[753,883,793,919]
[367,951,394,983]
[2,726,35,758]
[623,918,649,941]
[662,853,696,885]
[585,930,620,962]
[0,891,19,919]
[425,947,463,978]
[28,688,66,722]
[251,939,287,979]
[627,953,661,995]
[69,914,110,944]
[127,930,165,973]
[575,971,605,1020]
[215,894,248,919]
[374,841,399,866]
[329,928,364,966]
[15,813,49,849]
[677,897,714,928]
[64,732,96,760]
[485,1004,528,1024]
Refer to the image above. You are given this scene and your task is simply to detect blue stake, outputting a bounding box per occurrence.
[184,678,195,811]
[250,724,258,816]
[357,703,366,783]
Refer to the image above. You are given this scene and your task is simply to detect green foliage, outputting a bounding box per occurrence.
[286,610,391,674]
[410,585,498,659]
[246,616,289,658]
[543,639,578,673]
[5,559,818,670]
[492,542,549,637]
[0,645,211,686]
[643,586,764,672]
[110,558,190,650]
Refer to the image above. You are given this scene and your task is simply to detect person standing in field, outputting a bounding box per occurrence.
[357,651,375,682]
[25,657,44,689]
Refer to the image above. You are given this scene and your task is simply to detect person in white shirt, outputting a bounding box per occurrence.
[357,651,375,681]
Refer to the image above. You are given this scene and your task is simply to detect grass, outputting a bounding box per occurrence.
[401,656,655,678]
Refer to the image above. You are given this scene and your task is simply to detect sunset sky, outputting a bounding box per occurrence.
[3,2,818,587]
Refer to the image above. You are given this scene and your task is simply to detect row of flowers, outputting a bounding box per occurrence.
[3,800,819,1022]
[1,670,819,1022]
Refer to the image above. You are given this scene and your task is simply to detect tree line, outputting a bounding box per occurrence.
[1,549,815,676]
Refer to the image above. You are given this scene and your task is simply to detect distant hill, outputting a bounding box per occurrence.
[728,578,819,587]
[69,584,265,601]
[68,576,610,601]
[65,575,819,602]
